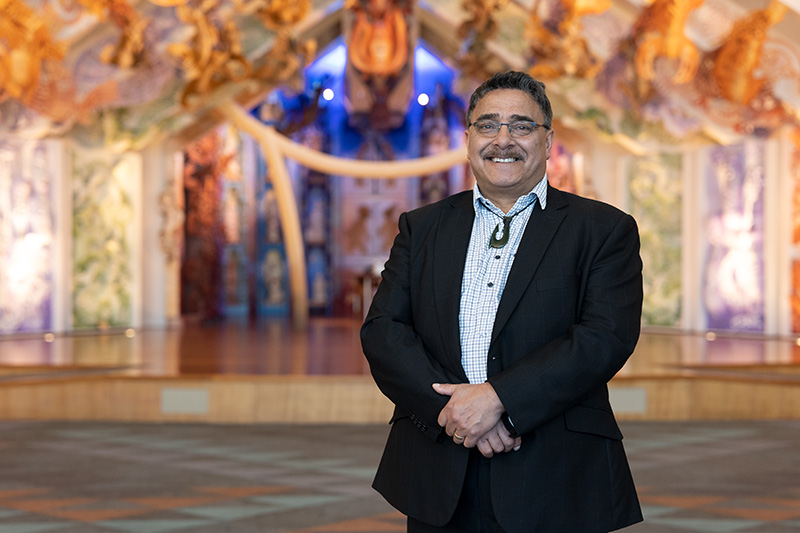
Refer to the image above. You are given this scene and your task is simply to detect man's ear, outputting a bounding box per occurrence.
[544,128,555,160]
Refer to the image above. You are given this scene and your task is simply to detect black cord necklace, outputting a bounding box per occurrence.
[486,197,537,249]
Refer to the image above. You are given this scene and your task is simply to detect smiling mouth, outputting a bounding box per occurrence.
[489,157,520,163]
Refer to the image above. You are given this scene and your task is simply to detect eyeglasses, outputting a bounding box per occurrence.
[469,120,550,138]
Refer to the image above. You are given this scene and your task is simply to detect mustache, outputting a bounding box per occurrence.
[482,149,525,160]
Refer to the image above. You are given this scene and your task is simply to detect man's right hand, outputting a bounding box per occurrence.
[475,420,522,458]
[433,382,505,445]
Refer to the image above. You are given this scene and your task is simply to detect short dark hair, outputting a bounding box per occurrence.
[466,71,553,129]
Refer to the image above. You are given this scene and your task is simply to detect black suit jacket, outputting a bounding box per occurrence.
[361,186,644,532]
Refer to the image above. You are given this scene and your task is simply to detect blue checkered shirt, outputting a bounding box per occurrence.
[459,177,549,384]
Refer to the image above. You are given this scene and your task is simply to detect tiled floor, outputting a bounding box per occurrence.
[0,420,798,532]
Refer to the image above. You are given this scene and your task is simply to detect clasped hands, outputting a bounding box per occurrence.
[433,382,522,458]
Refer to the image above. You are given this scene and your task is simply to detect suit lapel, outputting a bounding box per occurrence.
[433,192,474,379]
[492,186,568,344]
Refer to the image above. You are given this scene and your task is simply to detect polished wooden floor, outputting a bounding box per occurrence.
[1,318,799,422]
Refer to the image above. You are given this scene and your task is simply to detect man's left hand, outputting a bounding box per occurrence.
[475,420,522,458]
[433,382,505,448]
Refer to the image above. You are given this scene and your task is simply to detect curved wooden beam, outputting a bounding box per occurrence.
[271,129,467,177]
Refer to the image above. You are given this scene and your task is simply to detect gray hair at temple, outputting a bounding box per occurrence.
[466,71,553,129]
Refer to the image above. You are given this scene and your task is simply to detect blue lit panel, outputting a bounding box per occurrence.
[304,39,456,112]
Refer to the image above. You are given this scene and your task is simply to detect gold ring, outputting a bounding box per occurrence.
[453,433,464,441]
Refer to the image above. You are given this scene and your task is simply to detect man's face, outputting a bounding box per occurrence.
[466,89,554,209]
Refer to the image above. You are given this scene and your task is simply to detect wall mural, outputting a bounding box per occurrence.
[180,125,251,321]
[336,169,408,315]
[0,139,57,333]
[71,149,134,328]
[255,147,289,316]
[792,140,800,333]
[301,126,333,314]
[220,125,249,318]
[547,141,580,194]
[332,111,464,316]
[181,129,226,322]
[627,153,683,327]
[702,141,766,332]
[419,90,453,205]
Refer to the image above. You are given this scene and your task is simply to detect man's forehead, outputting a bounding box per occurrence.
[474,112,535,121]
[474,89,541,115]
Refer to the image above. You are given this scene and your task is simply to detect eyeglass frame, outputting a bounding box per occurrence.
[468,119,551,138]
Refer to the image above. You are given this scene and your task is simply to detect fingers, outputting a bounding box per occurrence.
[432,383,456,396]
[434,383,458,428]
[493,420,522,452]
[476,429,511,458]
[449,428,475,448]
[493,421,518,452]
[477,439,495,458]
[442,420,484,444]
[465,421,523,457]
[479,432,504,458]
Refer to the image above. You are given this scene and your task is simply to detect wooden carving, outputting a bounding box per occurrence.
[712,0,788,106]
[634,0,704,84]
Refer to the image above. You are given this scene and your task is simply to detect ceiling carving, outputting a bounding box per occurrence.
[1,0,799,153]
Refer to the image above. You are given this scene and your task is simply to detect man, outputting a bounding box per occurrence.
[361,71,643,532]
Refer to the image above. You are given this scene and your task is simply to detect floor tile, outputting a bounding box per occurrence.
[647,517,764,532]
[0,524,68,533]
[96,519,216,532]
[176,504,279,520]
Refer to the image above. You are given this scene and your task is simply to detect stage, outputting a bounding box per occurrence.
[1,318,799,423]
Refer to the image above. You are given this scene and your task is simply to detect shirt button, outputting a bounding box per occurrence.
[494,255,501,260]
[487,282,494,287]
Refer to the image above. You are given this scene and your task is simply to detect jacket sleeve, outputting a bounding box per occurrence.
[360,211,456,442]
[487,212,643,435]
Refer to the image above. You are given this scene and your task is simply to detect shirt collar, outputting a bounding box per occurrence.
[472,174,549,215]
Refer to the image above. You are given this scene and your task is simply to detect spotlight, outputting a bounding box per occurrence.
[44,333,55,343]
[125,328,136,338]
[322,88,335,101]
[705,332,716,341]
[417,93,430,106]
